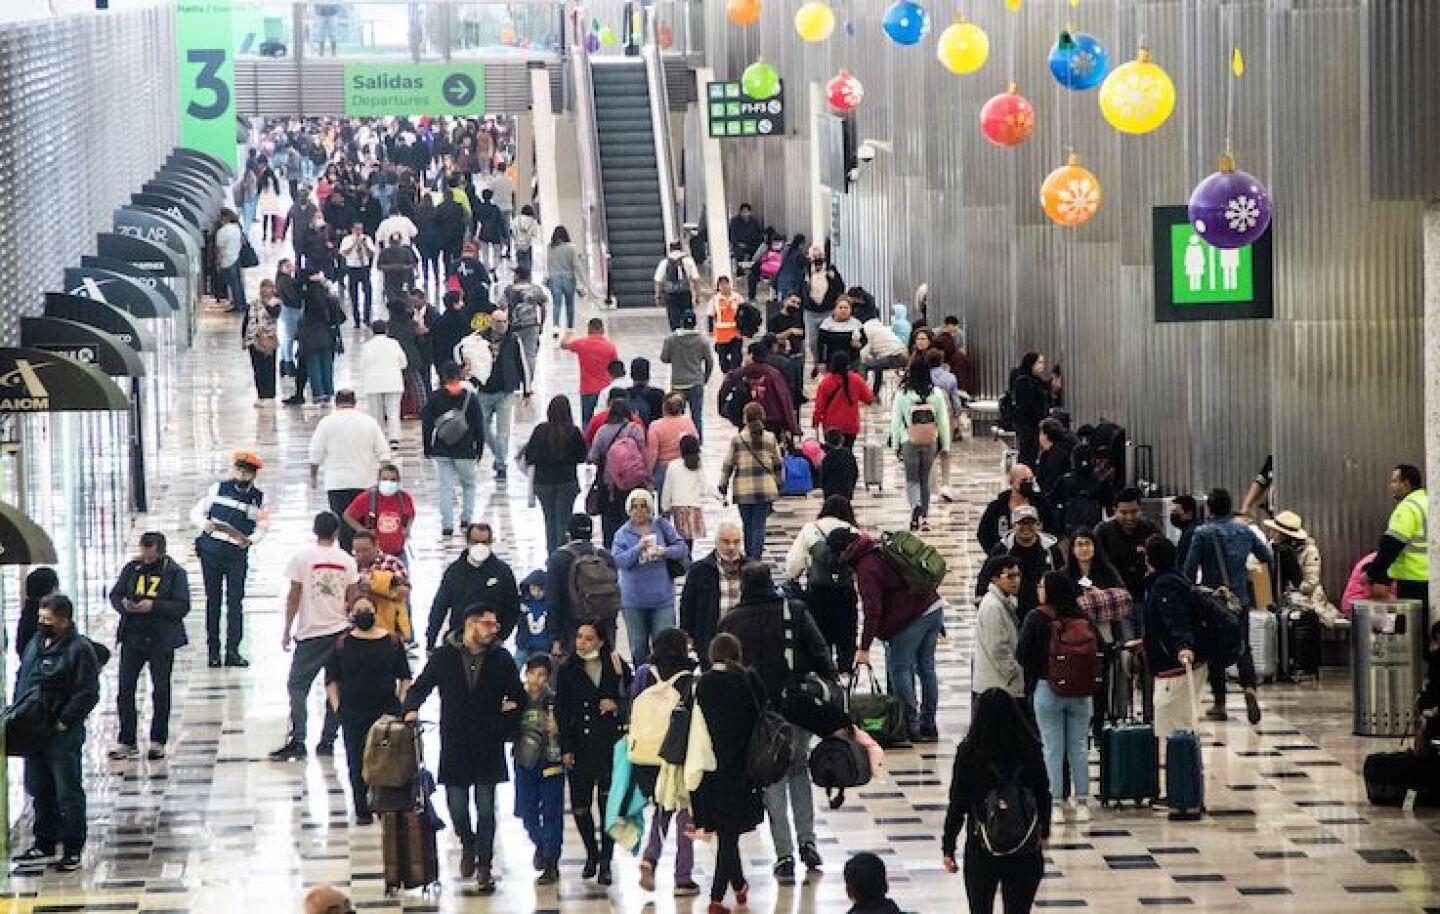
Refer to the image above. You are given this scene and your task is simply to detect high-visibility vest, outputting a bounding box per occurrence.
[713,295,740,344]
[1386,488,1429,582]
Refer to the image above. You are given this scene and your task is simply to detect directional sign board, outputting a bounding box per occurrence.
[343,63,487,116]
[706,80,785,139]
[1152,205,1274,323]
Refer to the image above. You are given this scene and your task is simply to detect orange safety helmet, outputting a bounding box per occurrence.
[232,450,265,471]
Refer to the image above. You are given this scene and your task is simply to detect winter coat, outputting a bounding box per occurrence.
[421,385,485,460]
[1011,372,1051,429]
[841,533,942,650]
[690,663,766,834]
[107,556,191,651]
[556,647,633,780]
[678,551,725,655]
[977,490,1056,554]
[718,428,783,504]
[716,594,836,703]
[718,362,799,436]
[403,634,523,785]
[15,629,101,731]
[1139,569,1199,676]
[977,532,1065,616]
[545,540,617,647]
[426,552,521,648]
[812,371,875,437]
[972,585,1023,697]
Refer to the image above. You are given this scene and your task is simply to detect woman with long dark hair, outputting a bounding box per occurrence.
[547,226,581,334]
[522,395,589,552]
[812,351,875,448]
[718,402,783,560]
[941,688,1050,914]
[889,359,951,531]
[785,495,861,670]
[587,398,649,547]
[1009,351,1052,468]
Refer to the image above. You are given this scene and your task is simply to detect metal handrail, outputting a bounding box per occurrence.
[568,5,611,304]
[641,8,681,245]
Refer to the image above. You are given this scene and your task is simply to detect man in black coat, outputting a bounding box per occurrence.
[426,523,520,650]
[107,531,190,761]
[716,563,836,880]
[678,521,747,660]
[404,606,523,894]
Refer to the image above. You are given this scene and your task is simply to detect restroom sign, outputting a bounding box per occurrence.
[1152,205,1273,323]
[706,81,785,138]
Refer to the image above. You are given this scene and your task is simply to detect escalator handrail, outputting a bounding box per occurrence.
[641,8,681,246]
[568,5,611,304]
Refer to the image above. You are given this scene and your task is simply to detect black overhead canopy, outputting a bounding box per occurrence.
[21,318,146,377]
[0,500,57,565]
[0,347,130,413]
[43,293,154,352]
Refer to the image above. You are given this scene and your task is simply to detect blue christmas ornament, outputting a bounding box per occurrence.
[1048,29,1109,90]
[882,0,930,46]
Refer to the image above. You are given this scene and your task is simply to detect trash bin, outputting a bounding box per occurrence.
[1352,599,1425,737]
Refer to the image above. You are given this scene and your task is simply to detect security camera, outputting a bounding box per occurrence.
[857,142,878,164]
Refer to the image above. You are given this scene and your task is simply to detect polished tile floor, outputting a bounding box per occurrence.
[3,243,1439,913]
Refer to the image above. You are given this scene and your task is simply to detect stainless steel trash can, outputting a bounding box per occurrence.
[1352,599,1425,737]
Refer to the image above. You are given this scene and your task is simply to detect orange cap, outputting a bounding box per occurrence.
[232,450,265,471]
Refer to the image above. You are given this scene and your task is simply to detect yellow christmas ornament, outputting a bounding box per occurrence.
[1004,0,1022,10]
[1040,153,1102,227]
[794,1,836,42]
[1098,46,1176,134]
[936,16,989,75]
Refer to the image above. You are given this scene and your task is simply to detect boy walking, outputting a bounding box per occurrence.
[514,654,565,885]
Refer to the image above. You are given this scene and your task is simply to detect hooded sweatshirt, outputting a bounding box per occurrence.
[516,569,551,657]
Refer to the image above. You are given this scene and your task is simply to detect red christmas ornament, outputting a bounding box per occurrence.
[826,69,864,112]
[980,83,1034,147]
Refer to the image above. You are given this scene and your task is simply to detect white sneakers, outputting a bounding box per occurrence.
[1056,797,1092,823]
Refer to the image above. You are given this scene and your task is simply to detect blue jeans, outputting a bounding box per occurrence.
[434,456,477,531]
[580,393,600,427]
[623,600,676,665]
[737,501,771,560]
[516,247,534,274]
[1034,679,1092,799]
[514,766,564,861]
[476,391,514,472]
[278,306,301,368]
[447,781,498,866]
[534,481,579,553]
[681,384,706,443]
[884,607,942,729]
[304,349,335,400]
[227,262,247,312]
[25,724,87,853]
[548,275,577,329]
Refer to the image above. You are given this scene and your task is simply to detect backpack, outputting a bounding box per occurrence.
[1037,606,1103,698]
[628,671,693,766]
[1191,584,1245,669]
[781,451,812,496]
[566,548,622,625]
[432,389,473,447]
[808,730,872,809]
[807,531,854,591]
[362,715,420,788]
[603,433,652,493]
[661,257,690,294]
[880,530,948,594]
[975,764,1041,856]
[718,377,752,428]
[736,302,763,337]
[907,399,939,446]
[745,676,794,786]
[1061,477,1105,532]
[758,249,783,279]
[997,391,1017,431]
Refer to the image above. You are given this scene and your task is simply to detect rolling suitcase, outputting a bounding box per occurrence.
[1099,722,1160,806]
[862,442,884,493]
[1231,609,1278,682]
[1164,665,1205,821]
[381,807,439,893]
[1280,604,1322,680]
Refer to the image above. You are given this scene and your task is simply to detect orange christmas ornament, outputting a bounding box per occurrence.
[1040,153,1102,226]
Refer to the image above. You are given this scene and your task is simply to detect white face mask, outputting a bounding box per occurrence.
[577,648,600,661]
[378,480,400,497]
[467,543,491,565]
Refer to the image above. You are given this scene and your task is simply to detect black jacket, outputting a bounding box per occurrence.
[556,647,632,778]
[421,385,485,459]
[1011,372,1051,429]
[403,634,523,785]
[716,594,836,703]
[1034,438,1074,497]
[1140,569,1198,676]
[435,199,468,254]
[479,330,528,394]
[820,447,858,499]
[691,664,766,834]
[297,280,344,354]
[432,305,476,370]
[941,742,1051,858]
[1095,518,1162,599]
[426,553,520,648]
[545,540,616,647]
[679,552,725,658]
[977,490,1056,554]
[976,536,1065,616]
[107,556,191,650]
[802,265,846,313]
[15,629,101,730]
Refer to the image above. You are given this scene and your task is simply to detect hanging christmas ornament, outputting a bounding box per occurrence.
[1098,45,1176,134]
[741,59,781,99]
[584,30,601,52]
[1004,0,1022,9]
[658,22,674,49]
[980,84,1034,147]
[882,0,930,46]
[499,25,517,45]
[936,16,989,75]
[1040,153,1102,226]
[1048,29,1109,90]
[844,19,856,36]
[1188,154,1272,248]
[727,0,761,27]
[826,69,864,111]
[794,1,837,42]
[598,24,618,46]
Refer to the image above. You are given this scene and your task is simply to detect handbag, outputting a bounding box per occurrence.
[661,518,691,578]
[2,687,56,756]
[253,322,280,355]
[776,601,848,736]
[742,672,793,786]
[238,236,260,269]
[657,676,695,765]
[847,663,909,748]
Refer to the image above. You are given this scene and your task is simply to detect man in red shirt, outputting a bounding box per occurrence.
[342,464,416,558]
[560,318,619,426]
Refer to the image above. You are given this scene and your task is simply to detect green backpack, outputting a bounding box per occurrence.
[880,531,948,595]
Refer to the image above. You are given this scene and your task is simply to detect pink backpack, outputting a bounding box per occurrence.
[800,437,824,467]
[603,431,652,493]
[758,249,783,279]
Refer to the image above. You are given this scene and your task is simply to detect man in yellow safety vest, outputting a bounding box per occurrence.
[1365,463,1430,629]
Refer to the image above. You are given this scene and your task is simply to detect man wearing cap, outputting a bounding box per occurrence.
[976,505,1064,616]
[190,451,270,667]
[308,389,392,551]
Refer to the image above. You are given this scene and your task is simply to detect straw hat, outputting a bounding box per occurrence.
[1263,510,1307,541]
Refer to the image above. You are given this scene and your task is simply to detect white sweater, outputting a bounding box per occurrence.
[660,463,707,512]
[307,409,393,491]
[784,517,859,582]
[360,336,408,395]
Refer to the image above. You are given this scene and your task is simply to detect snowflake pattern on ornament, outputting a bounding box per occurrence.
[1005,110,1034,136]
[1070,50,1098,78]
[1057,176,1100,223]
[1224,195,1261,233]
[836,79,863,108]
[1107,70,1164,120]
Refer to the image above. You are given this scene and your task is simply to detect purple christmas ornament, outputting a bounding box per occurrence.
[1188,154,1272,249]
[585,31,601,53]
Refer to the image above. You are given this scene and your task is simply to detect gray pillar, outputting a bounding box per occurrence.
[1425,204,1440,616]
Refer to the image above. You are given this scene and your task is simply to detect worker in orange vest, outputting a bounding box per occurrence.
[709,276,745,372]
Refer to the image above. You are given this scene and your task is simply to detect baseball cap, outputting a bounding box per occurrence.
[233,450,265,471]
[1011,505,1040,525]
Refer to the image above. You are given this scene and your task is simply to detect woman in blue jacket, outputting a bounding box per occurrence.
[611,489,689,664]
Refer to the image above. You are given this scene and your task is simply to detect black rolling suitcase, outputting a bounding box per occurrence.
[1279,602,1322,681]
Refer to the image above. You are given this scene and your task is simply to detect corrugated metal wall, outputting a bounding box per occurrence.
[0,5,178,347]
[704,0,1425,596]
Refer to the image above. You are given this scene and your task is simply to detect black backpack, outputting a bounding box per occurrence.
[736,302,763,337]
[743,675,793,786]
[1061,477,1105,532]
[997,391,1017,432]
[718,377,752,428]
[808,730,872,808]
[974,763,1041,856]
[806,533,854,591]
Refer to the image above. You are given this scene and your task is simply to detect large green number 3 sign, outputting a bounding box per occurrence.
[177,2,236,170]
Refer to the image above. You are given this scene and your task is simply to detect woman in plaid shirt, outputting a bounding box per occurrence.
[717,402,784,561]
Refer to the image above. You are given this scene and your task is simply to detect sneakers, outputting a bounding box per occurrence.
[639,859,656,891]
[147,744,166,761]
[208,651,222,668]
[536,860,559,885]
[534,848,546,872]
[459,842,476,878]
[1244,689,1262,725]
[441,528,454,538]
[53,853,82,873]
[475,864,496,894]
[772,856,795,879]
[314,740,335,757]
[12,845,56,863]
[355,813,373,826]
[1204,705,1229,722]
[223,652,249,668]
[108,744,139,761]
[799,842,823,872]
[1071,798,1091,823]
[675,880,701,897]
[268,740,307,762]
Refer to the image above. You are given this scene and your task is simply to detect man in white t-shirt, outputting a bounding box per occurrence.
[271,512,358,761]
[654,242,701,332]
[308,389,392,550]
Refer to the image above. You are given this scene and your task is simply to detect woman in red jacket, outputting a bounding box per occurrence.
[811,352,875,448]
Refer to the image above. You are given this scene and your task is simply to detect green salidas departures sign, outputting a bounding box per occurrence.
[344,64,488,116]
[177,0,236,171]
